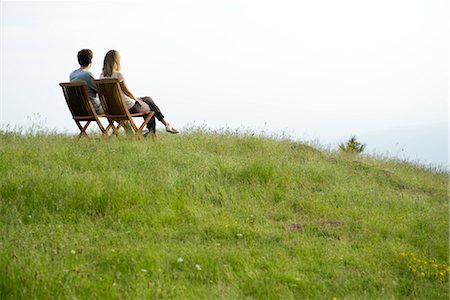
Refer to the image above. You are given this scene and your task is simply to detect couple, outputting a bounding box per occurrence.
[69,49,178,134]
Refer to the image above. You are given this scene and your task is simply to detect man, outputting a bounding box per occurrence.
[70,49,104,114]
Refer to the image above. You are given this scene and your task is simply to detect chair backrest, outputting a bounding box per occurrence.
[95,79,130,120]
[59,81,94,118]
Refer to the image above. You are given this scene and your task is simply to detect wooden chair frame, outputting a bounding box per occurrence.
[94,78,155,140]
[60,81,112,137]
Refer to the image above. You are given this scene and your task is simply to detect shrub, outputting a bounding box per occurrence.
[339,136,365,154]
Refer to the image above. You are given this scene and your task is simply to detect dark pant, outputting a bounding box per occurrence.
[129,96,165,132]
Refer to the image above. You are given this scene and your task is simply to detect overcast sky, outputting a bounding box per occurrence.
[1,0,448,167]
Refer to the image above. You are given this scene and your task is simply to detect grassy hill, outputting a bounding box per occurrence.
[0,130,448,299]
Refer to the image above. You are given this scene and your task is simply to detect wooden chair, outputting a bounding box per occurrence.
[94,78,155,139]
[59,81,111,137]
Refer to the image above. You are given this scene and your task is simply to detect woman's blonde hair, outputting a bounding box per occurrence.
[102,50,121,77]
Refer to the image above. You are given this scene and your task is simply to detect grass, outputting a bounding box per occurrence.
[0,129,448,299]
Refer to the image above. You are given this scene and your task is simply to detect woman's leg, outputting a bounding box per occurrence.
[129,100,155,133]
[138,96,166,124]
[138,96,178,133]
[137,96,178,133]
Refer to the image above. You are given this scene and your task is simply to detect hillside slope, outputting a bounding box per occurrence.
[0,131,448,299]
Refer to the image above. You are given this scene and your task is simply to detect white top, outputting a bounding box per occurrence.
[100,71,135,109]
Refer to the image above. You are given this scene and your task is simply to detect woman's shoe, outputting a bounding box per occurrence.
[165,126,179,134]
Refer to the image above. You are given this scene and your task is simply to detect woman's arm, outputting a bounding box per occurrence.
[119,80,136,100]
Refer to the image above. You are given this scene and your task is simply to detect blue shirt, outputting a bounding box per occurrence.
[69,69,103,114]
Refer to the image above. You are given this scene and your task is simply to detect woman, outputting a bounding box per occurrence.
[100,50,178,134]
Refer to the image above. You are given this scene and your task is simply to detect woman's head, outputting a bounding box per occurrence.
[102,50,121,77]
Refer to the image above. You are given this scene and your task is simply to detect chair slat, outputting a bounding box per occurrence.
[94,79,155,139]
[59,81,107,137]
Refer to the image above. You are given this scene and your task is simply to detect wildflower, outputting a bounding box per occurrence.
[195,264,202,271]
[224,224,229,229]
[236,233,243,238]
[177,257,184,263]
[70,250,76,254]
[401,252,448,282]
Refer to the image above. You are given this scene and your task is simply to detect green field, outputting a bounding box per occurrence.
[0,130,448,299]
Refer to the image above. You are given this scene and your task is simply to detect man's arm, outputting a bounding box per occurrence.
[87,72,98,92]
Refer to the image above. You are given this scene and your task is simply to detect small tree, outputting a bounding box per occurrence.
[339,136,365,154]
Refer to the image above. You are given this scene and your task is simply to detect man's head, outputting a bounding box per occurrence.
[77,49,93,67]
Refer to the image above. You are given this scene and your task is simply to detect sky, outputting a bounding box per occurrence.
[1,0,448,167]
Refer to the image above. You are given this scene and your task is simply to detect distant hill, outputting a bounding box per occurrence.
[361,125,448,168]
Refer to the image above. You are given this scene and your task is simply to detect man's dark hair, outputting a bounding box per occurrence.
[77,49,93,67]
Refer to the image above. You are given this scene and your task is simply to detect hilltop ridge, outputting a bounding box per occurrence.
[0,131,448,299]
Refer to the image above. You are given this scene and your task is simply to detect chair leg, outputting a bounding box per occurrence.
[128,119,144,140]
[138,112,155,132]
[110,121,120,136]
[95,117,107,135]
[103,122,114,137]
[123,121,134,135]
[135,112,155,140]
[75,120,90,138]
[103,116,157,140]
[82,121,91,133]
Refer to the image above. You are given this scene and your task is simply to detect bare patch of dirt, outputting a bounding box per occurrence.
[318,219,344,227]
[286,223,303,232]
